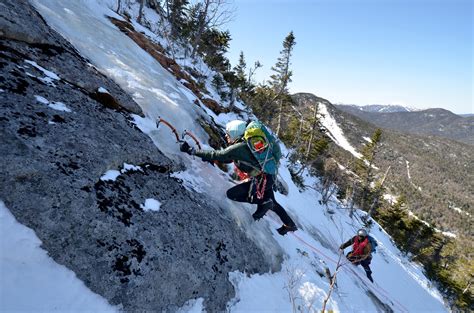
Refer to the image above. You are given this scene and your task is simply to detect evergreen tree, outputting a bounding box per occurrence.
[355,128,382,211]
[269,31,296,136]
[188,0,234,58]
[166,0,189,38]
[199,28,231,71]
[269,31,296,95]
[233,51,247,91]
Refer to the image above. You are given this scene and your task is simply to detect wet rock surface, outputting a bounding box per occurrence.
[0,1,271,311]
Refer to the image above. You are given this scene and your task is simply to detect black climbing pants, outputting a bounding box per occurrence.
[226,174,296,227]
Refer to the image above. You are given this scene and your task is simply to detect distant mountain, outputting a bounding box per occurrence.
[292,93,473,242]
[337,104,414,113]
[336,105,474,145]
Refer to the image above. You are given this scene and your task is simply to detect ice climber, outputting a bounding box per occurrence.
[179,120,298,236]
[340,229,374,282]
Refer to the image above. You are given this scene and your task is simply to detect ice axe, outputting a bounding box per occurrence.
[156,117,201,149]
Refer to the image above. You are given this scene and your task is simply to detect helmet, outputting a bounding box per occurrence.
[357,229,368,238]
[225,120,246,142]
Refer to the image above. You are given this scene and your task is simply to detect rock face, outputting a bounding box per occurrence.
[0,1,271,311]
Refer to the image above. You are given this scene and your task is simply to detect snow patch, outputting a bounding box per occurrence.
[100,170,121,181]
[34,95,50,104]
[318,102,362,159]
[442,231,457,238]
[450,205,471,216]
[48,101,72,112]
[176,298,204,313]
[98,86,110,94]
[35,95,72,112]
[140,198,161,212]
[121,163,143,173]
[25,60,60,80]
[383,194,398,204]
[0,201,117,312]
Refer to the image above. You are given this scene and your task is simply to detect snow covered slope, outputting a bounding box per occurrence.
[1,0,448,311]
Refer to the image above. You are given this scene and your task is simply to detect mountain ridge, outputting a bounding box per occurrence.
[336,104,474,145]
[293,92,473,240]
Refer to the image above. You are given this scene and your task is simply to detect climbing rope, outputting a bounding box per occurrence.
[255,174,267,200]
[265,214,410,313]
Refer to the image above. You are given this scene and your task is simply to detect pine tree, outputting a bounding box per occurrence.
[166,0,189,38]
[269,31,296,136]
[355,128,382,211]
[269,31,296,95]
[188,0,234,59]
[234,51,247,88]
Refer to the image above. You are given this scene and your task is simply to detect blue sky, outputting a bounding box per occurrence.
[226,0,473,114]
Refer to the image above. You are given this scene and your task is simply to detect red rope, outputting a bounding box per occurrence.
[265,214,410,313]
[255,174,267,200]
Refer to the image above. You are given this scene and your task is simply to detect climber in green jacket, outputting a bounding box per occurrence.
[180,120,297,236]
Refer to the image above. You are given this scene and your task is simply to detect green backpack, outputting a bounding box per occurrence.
[243,121,282,175]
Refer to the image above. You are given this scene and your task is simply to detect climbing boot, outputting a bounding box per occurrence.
[277,224,298,236]
[366,271,374,283]
[252,199,273,221]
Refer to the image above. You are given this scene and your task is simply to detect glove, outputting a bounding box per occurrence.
[180,141,195,155]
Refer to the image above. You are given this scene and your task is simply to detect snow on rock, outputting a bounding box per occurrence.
[121,163,143,173]
[0,201,117,312]
[35,95,72,112]
[140,198,161,212]
[101,163,142,181]
[34,95,49,104]
[442,231,457,238]
[98,86,110,94]
[318,102,362,159]
[47,101,72,112]
[450,205,471,217]
[100,169,121,181]
[25,60,60,80]
[176,298,205,313]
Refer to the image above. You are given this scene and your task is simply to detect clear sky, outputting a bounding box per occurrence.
[226,0,473,114]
